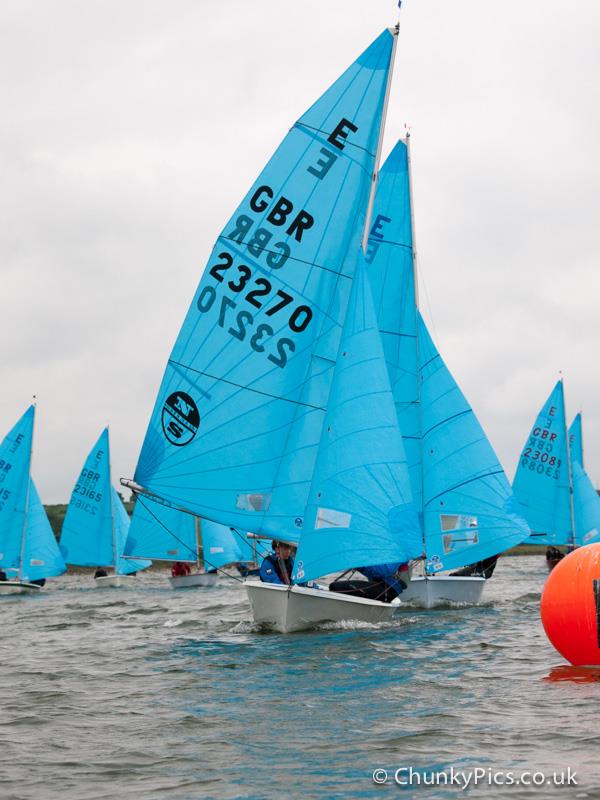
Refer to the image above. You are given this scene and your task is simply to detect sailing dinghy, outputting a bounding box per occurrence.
[60,428,151,587]
[0,405,66,594]
[512,381,600,564]
[123,27,427,630]
[123,496,259,588]
[364,139,530,607]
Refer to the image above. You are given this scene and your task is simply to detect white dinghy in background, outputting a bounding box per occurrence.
[0,580,43,596]
[399,575,485,608]
[169,571,218,589]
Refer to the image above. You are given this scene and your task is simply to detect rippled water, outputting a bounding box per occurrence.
[1,556,598,799]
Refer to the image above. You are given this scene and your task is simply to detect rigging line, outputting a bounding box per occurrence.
[425,469,506,507]
[136,495,197,559]
[168,360,326,411]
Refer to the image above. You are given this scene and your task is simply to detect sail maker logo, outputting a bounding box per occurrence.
[162,392,200,446]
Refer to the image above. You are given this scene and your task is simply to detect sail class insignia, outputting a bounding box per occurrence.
[161,391,200,446]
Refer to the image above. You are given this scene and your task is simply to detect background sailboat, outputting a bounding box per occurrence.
[60,428,151,587]
[513,381,600,563]
[123,496,260,588]
[0,406,66,594]
[364,138,530,605]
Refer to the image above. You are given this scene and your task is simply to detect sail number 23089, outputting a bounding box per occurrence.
[196,251,313,368]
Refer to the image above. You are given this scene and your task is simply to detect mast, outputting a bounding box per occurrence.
[195,516,203,572]
[18,401,36,581]
[561,379,577,551]
[107,427,119,574]
[405,132,427,566]
[361,18,401,253]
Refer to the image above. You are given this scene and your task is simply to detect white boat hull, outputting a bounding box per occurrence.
[169,572,218,589]
[399,575,486,608]
[95,574,136,588]
[245,581,398,633]
[0,580,42,595]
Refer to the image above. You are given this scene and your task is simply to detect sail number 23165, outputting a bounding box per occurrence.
[196,251,313,368]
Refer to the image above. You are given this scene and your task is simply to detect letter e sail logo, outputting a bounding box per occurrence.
[162,392,200,447]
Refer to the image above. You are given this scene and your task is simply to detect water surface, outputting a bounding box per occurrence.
[1,557,597,799]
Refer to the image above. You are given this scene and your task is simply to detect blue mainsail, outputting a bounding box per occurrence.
[418,314,529,571]
[365,140,529,571]
[513,380,572,546]
[0,406,66,581]
[132,31,397,543]
[124,495,259,568]
[293,259,422,584]
[0,406,35,574]
[60,428,150,573]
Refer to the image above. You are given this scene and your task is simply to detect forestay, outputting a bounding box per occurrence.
[418,314,529,572]
[132,31,397,542]
[293,260,422,584]
[513,380,572,546]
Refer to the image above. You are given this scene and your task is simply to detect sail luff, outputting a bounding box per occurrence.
[17,404,35,581]
[361,25,399,253]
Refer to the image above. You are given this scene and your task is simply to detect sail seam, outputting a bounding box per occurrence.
[168,360,326,411]
[424,469,505,507]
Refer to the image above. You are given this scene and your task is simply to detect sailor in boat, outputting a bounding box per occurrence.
[94,568,108,579]
[0,569,7,582]
[545,547,565,572]
[259,541,294,585]
[328,562,408,603]
[171,561,192,578]
[449,554,499,580]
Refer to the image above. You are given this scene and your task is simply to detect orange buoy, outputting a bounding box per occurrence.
[540,543,600,666]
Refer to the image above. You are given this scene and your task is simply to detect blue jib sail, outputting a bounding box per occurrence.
[111,487,151,575]
[569,414,600,546]
[0,406,65,581]
[418,314,529,572]
[132,30,396,542]
[60,428,150,572]
[569,412,583,466]
[513,380,572,546]
[293,259,422,584]
[20,480,66,582]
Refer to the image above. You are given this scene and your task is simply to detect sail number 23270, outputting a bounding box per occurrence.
[196,251,312,368]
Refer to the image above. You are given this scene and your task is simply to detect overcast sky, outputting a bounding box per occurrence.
[1,0,599,503]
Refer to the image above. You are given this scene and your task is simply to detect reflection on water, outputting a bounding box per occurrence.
[1,557,599,799]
